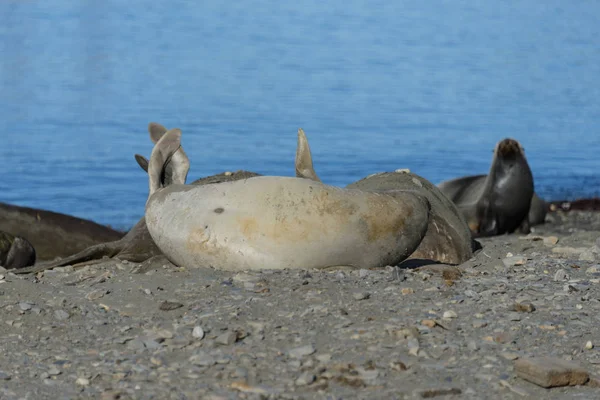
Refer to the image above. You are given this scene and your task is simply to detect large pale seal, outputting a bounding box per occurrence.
[145,129,431,271]
[295,129,474,265]
[438,138,536,237]
[16,123,260,274]
[0,231,36,269]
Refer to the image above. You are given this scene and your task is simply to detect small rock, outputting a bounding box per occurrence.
[159,301,184,311]
[586,341,594,350]
[288,344,316,358]
[54,310,70,321]
[47,366,61,376]
[0,371,11,380]
[76,377,90,386]
[586,266,600,274]
[295,371,316,386]
[543,236,559,246]
[513,302,536,313]
[442,310,457,319]
[503,256,526,267]
[464,290,480,300]
[514,357,589,388]
[359,269,369,278]
[407,338,420,356]
[353,292,370,301]
[552,247,587,257]
[553,269,568,282]
[192,326,205,340]
[413,388,462,398]
[189,352,216,367]
[86,289,108,301]
[19,302,33,311]
[401,288,414,295]
[216,331,237,346]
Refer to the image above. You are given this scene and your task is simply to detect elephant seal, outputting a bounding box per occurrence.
[437,138,535,237]
[145,129,430,271]
[295,129,474,265]
[0,231,36,269]
[0,202,123,261]
[15,123,261,274]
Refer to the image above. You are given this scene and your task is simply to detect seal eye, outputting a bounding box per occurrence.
[214,207,224,214]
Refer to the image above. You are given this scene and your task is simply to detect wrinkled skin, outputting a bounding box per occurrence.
[0,202,123,261]
[15,170,261,274]
[0,231,36,269]
[347,172,475,265]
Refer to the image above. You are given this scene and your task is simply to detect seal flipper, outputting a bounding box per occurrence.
[295,128,321,182]
[135,154,149,172]
[148,128,183,196]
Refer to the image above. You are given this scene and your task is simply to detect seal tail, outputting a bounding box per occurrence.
[147,128,183,198]
[295,128,321,182]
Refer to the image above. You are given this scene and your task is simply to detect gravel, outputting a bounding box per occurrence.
[0,210,599,399]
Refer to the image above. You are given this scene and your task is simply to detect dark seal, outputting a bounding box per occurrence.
[0,231,36,269]
[438,138,535,237]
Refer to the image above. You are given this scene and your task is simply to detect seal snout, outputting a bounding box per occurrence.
[496,138,524,158]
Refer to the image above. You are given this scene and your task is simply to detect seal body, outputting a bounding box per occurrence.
[146,176,430,271]
[438,138,535,237]
[0,202,123,260]
[348,171,474,264]
[0,231,36,269]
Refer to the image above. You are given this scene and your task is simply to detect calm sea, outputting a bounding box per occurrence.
[1,1,599,230]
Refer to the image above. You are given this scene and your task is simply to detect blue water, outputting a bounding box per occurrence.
[1,1,599,230]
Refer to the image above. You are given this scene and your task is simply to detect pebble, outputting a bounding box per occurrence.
[503,256,526,267]
[0,371,11,380]
[19,302,33,311]
[86,289,108,300]
[76,377,90,386]
[543,236,559,246]
[353,292,370,301]
[54,310,70,321]
[442,310,457,319]
[159,301,184,311]
[401,288,414,295]
[513,302,536,313]
[554,269,569,281]
[586,341,594,350]
[189,352,216,367]
[216,331,237,346]
[413,388,462,398]
[288,344,316,358]
[192,326,205,340]
[514,357,589,388]
[295,371,316,386]
[586,266,600,274]
[359,269,369,278]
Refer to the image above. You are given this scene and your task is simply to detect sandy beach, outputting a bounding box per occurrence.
[0,209,599,399]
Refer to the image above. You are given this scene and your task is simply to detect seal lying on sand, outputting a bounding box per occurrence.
[0,202,123,261]
[294,129,474,265]
[0,231,36,269]
[145,129,431,271]
[438,138,536,237]
[15,123,260,274]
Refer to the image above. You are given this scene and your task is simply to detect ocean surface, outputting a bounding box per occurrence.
[1,1,599,230]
